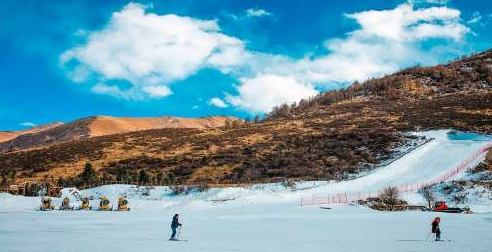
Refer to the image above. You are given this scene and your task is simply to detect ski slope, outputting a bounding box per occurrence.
[1,130,492,252]
[298,130,489,202]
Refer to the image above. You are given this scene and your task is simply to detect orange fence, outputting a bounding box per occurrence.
[301,142,492,206]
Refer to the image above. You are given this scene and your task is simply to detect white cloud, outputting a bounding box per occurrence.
[226,75,318,114]
[62,2,471,114]
[345,4,467,41]
[220,3,470,113]
[209,97,228,108]
[244,3,469,85]
[91,82,172,100]
[20,122,37,128]
[91,83,143,100]
[246,8,272,18]
[61,3,246,100]
[142,86,172,98]
[467,12,482,24]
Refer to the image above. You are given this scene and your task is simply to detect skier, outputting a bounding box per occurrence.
[170,214,183,240]
[431,217,441,241]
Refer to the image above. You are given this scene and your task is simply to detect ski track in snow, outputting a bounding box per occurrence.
[1,130,492,252]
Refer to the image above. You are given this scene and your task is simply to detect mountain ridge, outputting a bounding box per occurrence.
[0,115,239,152]
[0,122,64,143]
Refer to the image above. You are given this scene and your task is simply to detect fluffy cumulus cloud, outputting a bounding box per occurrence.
[61,3,247,100]
[61,2,471,114]
[347,3,467,41]
[261,3,469,85]
[226,75,318,114]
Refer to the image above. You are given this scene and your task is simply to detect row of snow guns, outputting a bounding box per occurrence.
[38,196,131,211]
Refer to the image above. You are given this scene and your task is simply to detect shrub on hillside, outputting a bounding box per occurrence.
[170,183,210,195]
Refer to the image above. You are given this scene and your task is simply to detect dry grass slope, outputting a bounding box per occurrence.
[1,49,492,186]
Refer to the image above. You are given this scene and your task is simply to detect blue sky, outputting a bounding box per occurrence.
[0,0,491,130]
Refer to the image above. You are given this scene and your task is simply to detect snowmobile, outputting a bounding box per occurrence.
[99,197,112,211]
[39,197,55,211]
[77,197,92,210]
[59,197,74,211]
[432,201,469,213]
[117,196,131,211]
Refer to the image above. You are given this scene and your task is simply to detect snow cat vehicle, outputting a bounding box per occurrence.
[433,201,470,213]
[59,197,74,211]
[99,197,112,211]
[39,197,55,211]
[117,196,131,211]
[77,197,92,210]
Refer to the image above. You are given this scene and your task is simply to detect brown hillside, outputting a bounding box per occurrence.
[0,116,239,152]
[1,49,492,186]
[89,116,239,137]
[0,122,64,143]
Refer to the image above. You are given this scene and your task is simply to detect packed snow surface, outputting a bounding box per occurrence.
[1,130,492,252]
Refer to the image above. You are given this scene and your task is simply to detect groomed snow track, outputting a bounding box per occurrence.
[300,131,492,206]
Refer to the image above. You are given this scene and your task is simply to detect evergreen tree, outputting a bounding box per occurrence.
[166,172,175,185]
[139,170,151,184]
[81,162,98,184]
[57,177,66,187]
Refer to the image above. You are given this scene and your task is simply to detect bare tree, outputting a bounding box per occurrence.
[0,173,8,187]
[421,186,435,209]
[380,187,399,211]
[253,115,260,124]
[244,117,251,126]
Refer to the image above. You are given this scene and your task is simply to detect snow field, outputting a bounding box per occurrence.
[1,201,492,252]
[1,130,492,252]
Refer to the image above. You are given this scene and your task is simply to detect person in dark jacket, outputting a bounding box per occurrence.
[170,214,183,240]
[431,217,441,241]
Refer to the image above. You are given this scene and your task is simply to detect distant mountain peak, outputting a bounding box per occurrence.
[0,115,239,152]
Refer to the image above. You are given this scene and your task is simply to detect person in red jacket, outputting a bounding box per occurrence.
[431,217,441,241]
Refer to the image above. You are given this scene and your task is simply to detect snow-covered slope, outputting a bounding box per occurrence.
[313,131,484,192]
[2,130,490,212]
[1,130,492,252]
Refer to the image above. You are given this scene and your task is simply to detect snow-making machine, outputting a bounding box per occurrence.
[59,197,74,211]
[99,197,112,211]
[77,197,92,210]
[117,196,131,211]
[39,197,55,211]
[432,201,470,213]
